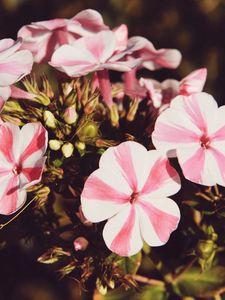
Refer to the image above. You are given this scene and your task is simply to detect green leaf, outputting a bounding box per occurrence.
[118,252,142,275]
[94,286,168,300]
[174,266,225,298]
[133,286,168,300]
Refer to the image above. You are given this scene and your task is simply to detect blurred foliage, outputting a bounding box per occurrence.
[1,0,225,103]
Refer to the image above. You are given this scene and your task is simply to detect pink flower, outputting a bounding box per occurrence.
[0,122,48,215]
[50,30,140,108]
[140,68,207,109]
[126,36,182,70]
[18,9,108,63]
[81,141,181,256]
[152,92,225,186]
[0,38,34,111]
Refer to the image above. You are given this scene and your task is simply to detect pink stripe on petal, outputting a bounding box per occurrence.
[0,62,28,75]
[0,168,10,176]
[154,122,199,143]
[138,200,179,243]
[183,95,208,133]
[211,125,225,141]
[209,147,225,183]
[141,158,177,195]
[0,125,15,163]
[110,206,136,256]
[0,175,19,215]
[180,147,205,184]
[21,167,43,182]
[85,36,105,61]
[113,143,138,191]
[20,124,46,163]
[82,174,130,204]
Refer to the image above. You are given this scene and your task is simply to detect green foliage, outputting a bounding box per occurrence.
[174,266,225,298]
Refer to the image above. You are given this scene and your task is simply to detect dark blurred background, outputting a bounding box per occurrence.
[1,0,225,103]
[1,0,225,299]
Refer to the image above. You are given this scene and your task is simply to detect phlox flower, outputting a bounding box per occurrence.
[50,30,140,108]
[0,38,34,111]
[152,92,225,186]
[126,36,182,70]
[18,9,109,63]
[0,122,47,215]
[140,68,207,109]
[81,141,181,256]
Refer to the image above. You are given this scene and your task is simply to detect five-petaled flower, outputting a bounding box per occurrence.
[18,9,109,63]
[0,38,34,111]
[152,92,225,186]
[0,122,47,215]
[50,30,140,108]
[81,141,181,256]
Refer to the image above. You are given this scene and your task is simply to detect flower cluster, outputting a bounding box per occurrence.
[1,8,225,297]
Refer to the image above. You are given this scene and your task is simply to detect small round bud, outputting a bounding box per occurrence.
[63,105,78,125]
[49,139,62,151]
[73,237,89,251]
[61,142,74,158]
[75,141,86,151]
[43,111,57,129]
[77,121,99,143]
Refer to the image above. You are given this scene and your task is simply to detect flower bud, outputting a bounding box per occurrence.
[49,139,62,151]
[63,105,78,124]
[73,237,89,251]
[43,111,57,129]
[77,120,99,143]
[75,141,86,151]
[61,142,74,158]
[3,100,25,113]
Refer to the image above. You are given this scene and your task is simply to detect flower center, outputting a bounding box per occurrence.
[129,192,139,204]
[12,165,22,175]
[200,134,211,149]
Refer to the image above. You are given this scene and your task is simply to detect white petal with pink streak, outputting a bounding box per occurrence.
[0,174,27,215]
[99,141,150,191]
[103,205,143,256]
[137,197,180,246]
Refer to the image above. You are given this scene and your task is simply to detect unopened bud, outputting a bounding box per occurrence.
[73,237,89,251]
[127,100,139,122]
[96,278,107,296]
[65,88,77,106]
[43,111,57,129]
[61,142,74,158]
[63,105,78,124]
[3,101,25,113]
[109,104,119,127]
[77,120,100,143]
[49,139,62,151]
[75,141,86,151]
[43,110,57,129]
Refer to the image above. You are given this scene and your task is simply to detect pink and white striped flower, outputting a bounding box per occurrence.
[140,68,207,109]
[18,9,108,63]
[0,38,34,111]
[0,122,47,215]
[126,36,182,71]
[152,92,225,186]
[50,30,140,108]
[81,141,181,256]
